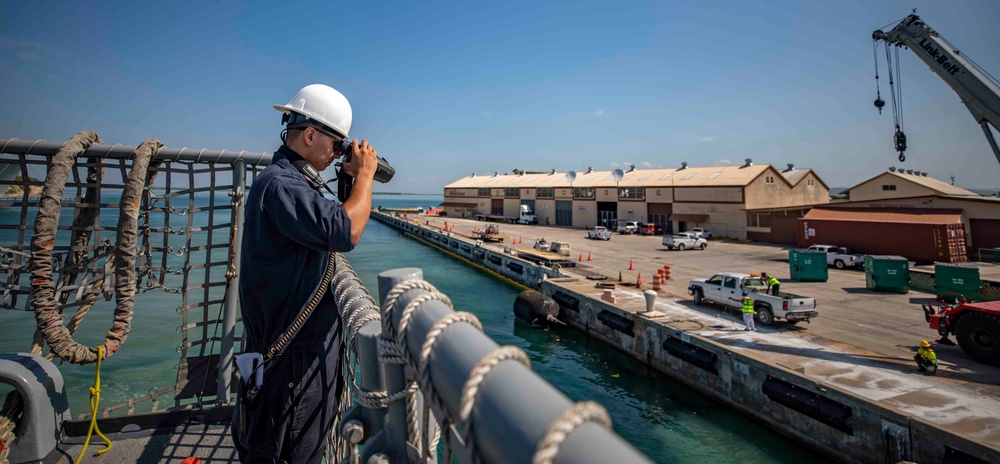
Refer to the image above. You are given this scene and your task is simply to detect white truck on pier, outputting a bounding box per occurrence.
[805,244,864,269]
[688,272,818,326]
[475,204,538,225]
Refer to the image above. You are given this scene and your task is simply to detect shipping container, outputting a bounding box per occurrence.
[797,219,968,263]
[865,256,910,294]
[789,249,828,282]
[935,263,981,302]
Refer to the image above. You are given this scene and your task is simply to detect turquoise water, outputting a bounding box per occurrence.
[0,193,830,463]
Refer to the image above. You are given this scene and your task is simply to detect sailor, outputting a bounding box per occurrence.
[741,290,756,331]
[234,84,379,463]
[914,340,938,375]
[762,272,781,296]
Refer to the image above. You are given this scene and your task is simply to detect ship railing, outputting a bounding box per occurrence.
[329,256,650,463]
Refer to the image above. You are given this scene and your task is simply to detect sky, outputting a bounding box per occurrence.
[1,0,999,194]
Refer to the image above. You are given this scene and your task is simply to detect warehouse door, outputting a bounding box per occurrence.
[647,203,672,234]
[597,202,617,229]
[555,201,573,226]
[970,219,1000,258]
[491,199,503,215]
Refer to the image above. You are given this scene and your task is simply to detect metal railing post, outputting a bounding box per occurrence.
[216,160,246,404]
[377,268,425,463]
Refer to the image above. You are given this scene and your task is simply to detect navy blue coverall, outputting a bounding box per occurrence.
[233,145,354,463]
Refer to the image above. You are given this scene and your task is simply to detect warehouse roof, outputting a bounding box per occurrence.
[445,164,825,189]
[804,207,964,224]
[842,171,978,197]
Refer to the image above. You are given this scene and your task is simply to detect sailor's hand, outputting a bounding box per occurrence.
[345,139,377,180]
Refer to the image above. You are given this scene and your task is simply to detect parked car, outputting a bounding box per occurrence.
[805,244,865,269]
[638,223,657,235]
[689,227,713,239]
[662,233,707,250]
[617,221,640,234]
[587,226,612,240]
[688,272,818,325]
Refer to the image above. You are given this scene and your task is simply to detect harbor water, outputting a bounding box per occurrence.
[0,193,831,463]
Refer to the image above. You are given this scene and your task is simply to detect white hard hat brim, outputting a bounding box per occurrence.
[273,104,294,114]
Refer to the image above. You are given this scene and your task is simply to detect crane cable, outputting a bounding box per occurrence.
[882,43,907,161]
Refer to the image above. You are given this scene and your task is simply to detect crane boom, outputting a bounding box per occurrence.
[873,14,1000,165]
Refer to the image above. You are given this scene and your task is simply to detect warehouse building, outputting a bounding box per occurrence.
[742,168,1000,260]
[442,160,829,239]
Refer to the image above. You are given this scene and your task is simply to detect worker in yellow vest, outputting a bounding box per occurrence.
[740,290,756,331]
[762,271,780,296]
[914,340,938,375]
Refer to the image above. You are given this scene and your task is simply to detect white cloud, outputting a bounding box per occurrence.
[698,136,715,142]
[717,159,732,166]
[593,110,605,116]
[640,161,653,168]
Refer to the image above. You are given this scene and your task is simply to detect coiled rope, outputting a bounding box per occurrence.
[30,133,161,364]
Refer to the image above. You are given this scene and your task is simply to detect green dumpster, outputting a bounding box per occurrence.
[789,250,828,282]
[935,262,981,302]
[865,255,909,293]
[994,247,1000,263]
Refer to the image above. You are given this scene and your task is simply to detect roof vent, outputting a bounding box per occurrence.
[921,172,928,177]
[905,169,914,175]
[888,166,896,172]
[586,167,594,173]
[627,164,637,172]
[897,166,904,173]
[679,161,689,170]
[785,163,795,172]
[471,172,476,177]
[550,169,556,175]
[493,171,499,177]
[743,158,753,167]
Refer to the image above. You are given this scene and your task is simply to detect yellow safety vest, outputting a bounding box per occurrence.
[918,347,938,365]
[741,297,754,313]
[767,275,780,286]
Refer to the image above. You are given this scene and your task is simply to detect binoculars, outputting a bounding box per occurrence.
[334,138,395,201]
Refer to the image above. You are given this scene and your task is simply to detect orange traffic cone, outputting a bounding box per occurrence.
[636,273,643,288]
[629,259,634,270]
[587,251,592,261]
[579,253,583,262]
[519,237,523,244]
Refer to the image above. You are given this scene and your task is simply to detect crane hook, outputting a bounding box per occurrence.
[873,97,885,114]
[898,152,906,162]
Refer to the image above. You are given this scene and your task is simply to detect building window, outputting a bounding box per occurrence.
[573,187,595,199]
[504,188,519,198]
[478,188,490,196]
[746,213,771,228]
[537,187,554,198]
[806,179,814,186]
[765,176,775,184]
[618,187,644,200]
[882,185,897,191]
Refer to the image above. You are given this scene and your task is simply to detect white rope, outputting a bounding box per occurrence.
[381,280,439,338]
[532,401,613,464]
[418,312,482,462]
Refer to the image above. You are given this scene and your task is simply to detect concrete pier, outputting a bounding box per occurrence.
[373,211,1000,464]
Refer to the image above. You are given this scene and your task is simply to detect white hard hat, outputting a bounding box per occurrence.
[274,84,353,138]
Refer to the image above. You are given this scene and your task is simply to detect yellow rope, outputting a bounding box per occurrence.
[75,346,112,463]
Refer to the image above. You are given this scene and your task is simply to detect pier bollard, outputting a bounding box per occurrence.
[643,290,657,311]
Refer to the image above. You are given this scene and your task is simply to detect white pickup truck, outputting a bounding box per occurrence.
[663,232,707,251]
[805,244,865,269]
[587,226,612,240]
[687,272,818,325]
